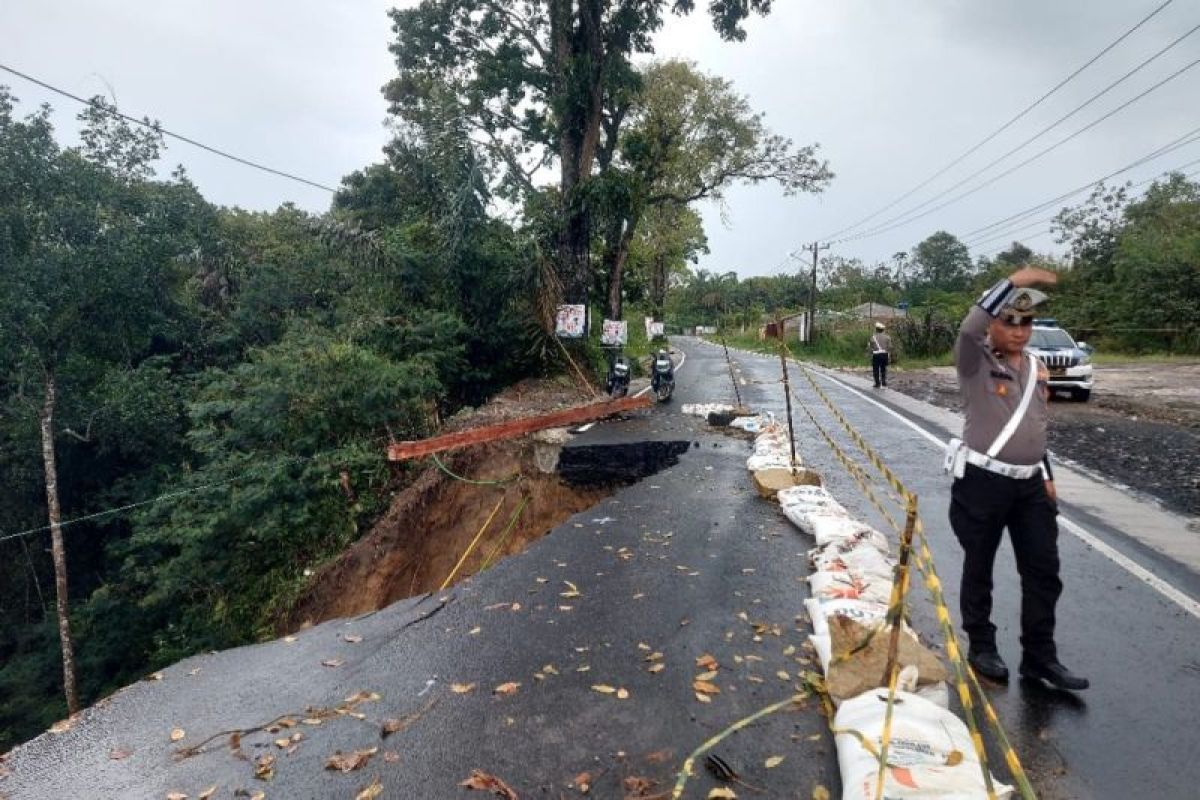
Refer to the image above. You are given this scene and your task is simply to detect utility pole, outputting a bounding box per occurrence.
[802,241,830,342]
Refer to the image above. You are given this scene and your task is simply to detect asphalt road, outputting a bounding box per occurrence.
[696,336,1200,800]
[6,338,1199,800]
[4,342,837,799]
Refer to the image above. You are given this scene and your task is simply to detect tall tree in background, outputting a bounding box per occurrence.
[0,91,199,713]
[385,0,774,313]
[910,230,972,291]
[627,203,708,320]
[598,59,831,320]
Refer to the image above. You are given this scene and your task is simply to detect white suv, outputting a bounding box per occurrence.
[1029,319,1094,401]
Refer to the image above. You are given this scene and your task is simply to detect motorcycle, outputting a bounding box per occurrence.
[606,355,631,398]
[651,351,675,402]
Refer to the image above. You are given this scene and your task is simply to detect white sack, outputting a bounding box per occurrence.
[809,569,894,605]
[834,690,1014,800]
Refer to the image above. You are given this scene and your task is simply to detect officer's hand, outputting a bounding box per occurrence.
[1010,267,1058,288]
[1044,480,1057,503]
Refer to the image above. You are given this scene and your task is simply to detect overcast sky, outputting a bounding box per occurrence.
[3,1,1197,278]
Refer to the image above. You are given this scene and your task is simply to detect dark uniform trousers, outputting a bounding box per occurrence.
[871,352,889,386]
[949,464,1062,662]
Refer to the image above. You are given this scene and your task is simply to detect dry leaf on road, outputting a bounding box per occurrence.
[254,753,275,780]
[493,682,521,696]
[356,777,384,799]
[169,728,185,742]
[812,786,831,800]
[452,682,477,694]
[321,658,344,668]
[461,769,519,799]
[198,787,217,800]
[764,755,784,768]
[325,747,378,772]
[591,684,616,694]
[708,788,737,799]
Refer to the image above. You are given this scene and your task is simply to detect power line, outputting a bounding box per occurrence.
[834,57,1200,245]
[959,124,1200,244]
[838,21,1200,244]
[0,62,338,193]
[972,162,1200,256]
[818,0,1177,242]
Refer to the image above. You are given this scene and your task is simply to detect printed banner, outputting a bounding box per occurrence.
[648,321,665,338]
[555,304,587,338]
[601,319,628,346]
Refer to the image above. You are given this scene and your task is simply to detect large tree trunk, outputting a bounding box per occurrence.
[40,369,79,716]
[650,254,668,321]
[551,0,606,309]
[604,211,640,322]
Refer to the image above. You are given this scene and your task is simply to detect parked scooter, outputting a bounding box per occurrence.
[606,355,631,398]
[651,348,675,402]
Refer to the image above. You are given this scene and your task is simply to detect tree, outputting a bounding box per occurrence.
[910,231,972,292]
[626,203,708,320]
[385,0,774,310]
[598,59,831,320]
[0,90,201,714]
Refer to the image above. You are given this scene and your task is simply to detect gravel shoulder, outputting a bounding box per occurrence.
[851,361,1200,516]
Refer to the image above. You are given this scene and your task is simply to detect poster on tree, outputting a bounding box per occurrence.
[555,304,587,338]
[601,319,627,346]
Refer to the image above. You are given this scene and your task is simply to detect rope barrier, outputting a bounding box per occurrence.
[671,693,807,799]
[478,495,530,571]
[438,494,507,592]
[429,453,520,486]
[779,344,1037,799]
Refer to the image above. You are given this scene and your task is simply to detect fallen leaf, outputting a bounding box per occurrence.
[493,682,521,696]
[648,663,665,674]
[560,581,582,598]
[255,753,276,780]
[637,642,651,651]
[693,680,721,695]
[764,755,784,768]
[169,728,186,742]
[574,771,593,791]
[624,775,657,794]
[591,684,617,694]
[452,682,478,694]
[48,718,75,734]
[812,785,831,800]
[326,748,377,772]
[469,626,482,635]
[302,717,324,726]
[460,769,519,799]
[109,748,133,760]
[708,788,737,799]
[696,654,718,670]
[321,658,344,668]
[695,692,712,704]
[146,672,164,682]
[166,793,187,800]
[356,777,384,800]
[776,671,791,681]
[343,634,363,644]
[382,718,412,737]
[644,652,664,662]
[275,737,292,748]
[616,688,630,700]
[695,670,718,681]
[284,635,297,643]
[575,665,591,673]
[198,787,217,800]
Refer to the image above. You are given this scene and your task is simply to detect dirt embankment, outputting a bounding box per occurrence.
[282,377,620,631]
[870,361,1200,516]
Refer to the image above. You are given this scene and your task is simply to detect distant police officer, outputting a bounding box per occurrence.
[946,266,1089,691]
[869,322,892,388]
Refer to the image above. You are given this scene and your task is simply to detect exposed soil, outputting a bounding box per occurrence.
[856,361,1200,516]
[282,377,687,631]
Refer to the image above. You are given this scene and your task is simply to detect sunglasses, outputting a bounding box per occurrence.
[998,315,1034,328]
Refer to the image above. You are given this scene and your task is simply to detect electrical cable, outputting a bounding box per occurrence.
[0,62,338,193]
[818,0,1178,241]
[836,21,1200,244]
[834,56,1200,245]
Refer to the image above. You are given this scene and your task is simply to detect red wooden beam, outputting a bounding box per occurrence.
[388,394,653,461]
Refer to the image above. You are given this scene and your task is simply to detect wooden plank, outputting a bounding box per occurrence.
[388,394,653,461]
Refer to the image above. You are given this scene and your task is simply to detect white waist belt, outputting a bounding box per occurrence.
[964,448,1039,479]
[944,439,1040,480]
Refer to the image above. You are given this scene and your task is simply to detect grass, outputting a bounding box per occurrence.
[717,333,954,370]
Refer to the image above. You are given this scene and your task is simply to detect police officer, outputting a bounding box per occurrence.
[868,322,892,388]
[948,266,1088,691]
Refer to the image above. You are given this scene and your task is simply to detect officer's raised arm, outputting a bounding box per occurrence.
[955,267,1058,378]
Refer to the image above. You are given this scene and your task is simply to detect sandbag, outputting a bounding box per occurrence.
[810,543,895,582]
[806,598,891,636]
[681,403,736,417]
[809,569,894,605]
[834,689,1014,799]
[752,467,822,499]
[747,453,795,472]
[810,515,890,553]
[729,414,770,432]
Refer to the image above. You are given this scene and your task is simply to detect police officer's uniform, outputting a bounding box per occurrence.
[947,279,1087,690]
[869,323,892,388]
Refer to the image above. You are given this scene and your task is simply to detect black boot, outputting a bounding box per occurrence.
[968,650,1009,683]
[1020,658,1089,691]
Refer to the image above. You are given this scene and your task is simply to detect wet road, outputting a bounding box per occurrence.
[697,336,1200,800]
[4,342,837,799]
[6,338,1198,799]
